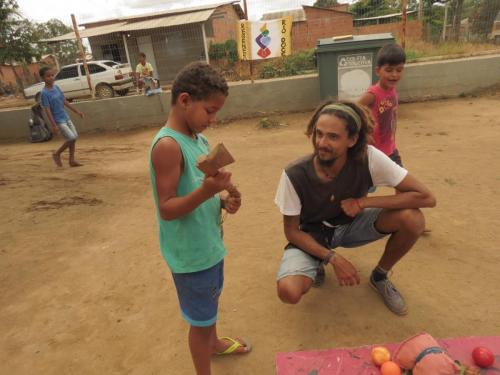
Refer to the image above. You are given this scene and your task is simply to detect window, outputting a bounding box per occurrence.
[204,20,214,38]
[103,61,119,67]
[101,44,122,62]
[80,64,106,76]
[55,66,79,80]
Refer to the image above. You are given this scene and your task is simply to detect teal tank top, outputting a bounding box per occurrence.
[149,127,226,273]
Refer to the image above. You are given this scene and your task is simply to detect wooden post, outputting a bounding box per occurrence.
[71,14,93,98]
[122,34,131,64]
[401,0,407,49]
[243,0,254,83]
[442,3,449,42]
[201,23,210,63]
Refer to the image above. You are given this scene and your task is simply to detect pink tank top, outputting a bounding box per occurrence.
[367,83,398,156]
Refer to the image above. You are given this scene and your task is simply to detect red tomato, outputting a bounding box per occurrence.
[472,346,495,368]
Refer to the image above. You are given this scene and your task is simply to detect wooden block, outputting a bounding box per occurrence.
[196,143,235,176]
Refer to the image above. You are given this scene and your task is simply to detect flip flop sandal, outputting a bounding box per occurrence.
[215,337,252,355]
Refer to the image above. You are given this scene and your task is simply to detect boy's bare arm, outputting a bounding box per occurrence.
[152,137,232,221]
[64,100,84,118]
[358,92,375,108]
[43,107,58,132]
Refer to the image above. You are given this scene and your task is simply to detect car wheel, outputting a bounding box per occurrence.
[95,84,115,99]
[116,89,129,96]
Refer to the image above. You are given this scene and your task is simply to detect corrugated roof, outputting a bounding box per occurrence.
[120,9,215,32]
[42,8,217,42]
[41,22,127,42]
[81,1,243,26]
[261,9,306,22]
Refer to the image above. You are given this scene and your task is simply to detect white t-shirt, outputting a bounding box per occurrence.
[274,145,408,216]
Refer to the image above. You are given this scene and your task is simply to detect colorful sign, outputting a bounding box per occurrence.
[237,16,292,61]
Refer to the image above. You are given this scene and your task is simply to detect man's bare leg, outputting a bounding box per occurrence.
[374,208,425,270]
[277,275,313,304]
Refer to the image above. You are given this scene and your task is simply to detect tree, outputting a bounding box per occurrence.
[33,19,80,66]
[350,0,399,18]
[449,0,465,41]
[0,0,40,91]
[470,0,500,39]
[313,0,339,8]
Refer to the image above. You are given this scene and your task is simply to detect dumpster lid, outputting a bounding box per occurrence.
[317,33,394,50]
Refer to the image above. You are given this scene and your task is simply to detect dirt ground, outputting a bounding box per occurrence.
[1,94,500,375]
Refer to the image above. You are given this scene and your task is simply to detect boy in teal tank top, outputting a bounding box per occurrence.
[150,62,251,375]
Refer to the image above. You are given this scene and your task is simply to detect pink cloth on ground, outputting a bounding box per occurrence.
[393,332,461,374]
[367,83,398,156]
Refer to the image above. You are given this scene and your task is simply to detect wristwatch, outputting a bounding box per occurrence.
[322,250,336,265]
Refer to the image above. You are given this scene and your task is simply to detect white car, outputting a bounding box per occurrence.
[24,60,135,100]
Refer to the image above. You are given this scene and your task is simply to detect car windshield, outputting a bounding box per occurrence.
[103,61,119,67]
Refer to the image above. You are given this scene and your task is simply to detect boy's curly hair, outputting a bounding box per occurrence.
[171,62,228,105]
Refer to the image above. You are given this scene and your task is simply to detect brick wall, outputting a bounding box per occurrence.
[354,19,423,40]
[212,4,241,42]
[0,63,40,88]
[292,7,353,50]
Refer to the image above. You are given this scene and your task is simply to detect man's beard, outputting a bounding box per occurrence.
[315,149,337,167]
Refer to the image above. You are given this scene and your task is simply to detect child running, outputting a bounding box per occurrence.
[359,43,406,167]
[149,62,251,375]
[39,66,84,167]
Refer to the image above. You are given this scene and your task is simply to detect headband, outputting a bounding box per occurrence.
[320,103,361,130]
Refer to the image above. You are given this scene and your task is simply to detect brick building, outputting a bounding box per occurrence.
[262,5,354,50]
[263,6,423,51]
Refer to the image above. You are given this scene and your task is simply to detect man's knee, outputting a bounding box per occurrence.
[399,208,425,236]
[277,277,311,304]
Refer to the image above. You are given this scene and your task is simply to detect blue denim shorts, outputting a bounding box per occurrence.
[171,260,224,327]
[57,119,78,142]
[277,208,386,281]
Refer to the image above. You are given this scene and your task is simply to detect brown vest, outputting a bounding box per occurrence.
[285,154,372,248]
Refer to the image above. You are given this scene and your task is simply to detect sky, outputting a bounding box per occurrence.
[17,0,318,25]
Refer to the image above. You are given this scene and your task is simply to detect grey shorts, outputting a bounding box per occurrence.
[57,119,78,141]
[277,208,386,281]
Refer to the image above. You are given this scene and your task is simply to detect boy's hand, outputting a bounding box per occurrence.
[223,194,241,214]
[340,198,363,217]
[202,171,232,197]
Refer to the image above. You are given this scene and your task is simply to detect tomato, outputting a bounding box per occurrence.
[472,346,495,368]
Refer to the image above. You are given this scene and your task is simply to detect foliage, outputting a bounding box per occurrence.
[33,19,80,65]
[350,0,399,18]
[470,0,500,38]
[313,0,339,8]
[0,0,39,64]
[258,49,316,79]
[209,39,238,64]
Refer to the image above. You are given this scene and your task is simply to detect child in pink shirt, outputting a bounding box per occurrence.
[359,43,406,166]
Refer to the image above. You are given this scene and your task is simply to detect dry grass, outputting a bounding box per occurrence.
[405,39,500,61]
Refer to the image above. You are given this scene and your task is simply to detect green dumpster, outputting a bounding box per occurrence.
[316,33,395,101]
